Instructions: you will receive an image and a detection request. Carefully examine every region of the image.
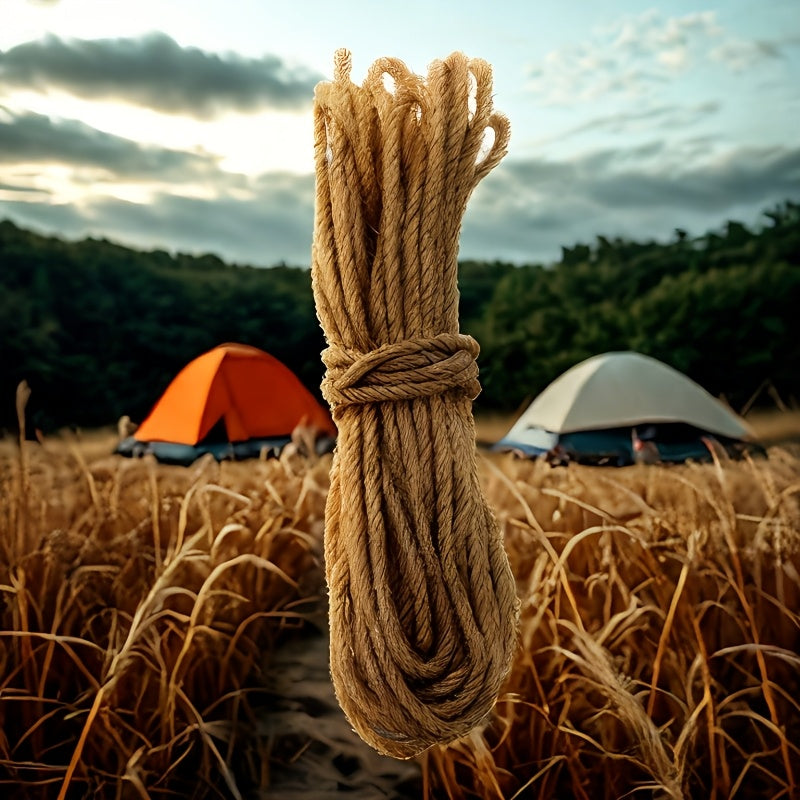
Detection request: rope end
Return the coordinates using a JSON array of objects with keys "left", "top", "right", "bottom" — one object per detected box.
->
[{"left": 333, "top": 48, "right": 353, "bottom": 83}]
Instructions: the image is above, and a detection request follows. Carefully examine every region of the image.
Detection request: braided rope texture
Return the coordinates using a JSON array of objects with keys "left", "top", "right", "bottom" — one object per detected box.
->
[{"left": 310, "top": 49, "right": 520, "bottom": 759}]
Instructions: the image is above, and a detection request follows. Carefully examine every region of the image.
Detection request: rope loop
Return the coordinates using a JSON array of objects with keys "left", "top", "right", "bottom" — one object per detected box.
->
[{"left": 321, "top": 333, "right": 481, "bottom": 409}]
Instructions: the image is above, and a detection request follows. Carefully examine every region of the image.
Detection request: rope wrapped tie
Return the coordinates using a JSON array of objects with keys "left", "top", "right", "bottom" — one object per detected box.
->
[
  {"left": 311, "top": 49, "right": 520, "bottom": 759},
  {"left": 322, "top": 333, "right": 481, "bottom": 407}
]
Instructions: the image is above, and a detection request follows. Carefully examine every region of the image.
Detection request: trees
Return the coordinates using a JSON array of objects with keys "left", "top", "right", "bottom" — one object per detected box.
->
[
  {"left": 473, "top": 202, "right": 800, "bottom": 412},
  {"left": 0, "top": 221, "right": 325, "bottom": 433},
  {"left": 2, "top": 199, "right": 798, "bottom": 432}
]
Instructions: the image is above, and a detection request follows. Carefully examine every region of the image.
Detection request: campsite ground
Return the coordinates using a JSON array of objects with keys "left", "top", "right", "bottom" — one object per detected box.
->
[
  {"left": 474, "top": 407, "right": 800, "bottom": 450},
  {"left": 9, "top": 406, "right": 798, "bottom": 491},
  {"left": 4, "top": 407, "right": 796, "bottom": 460},
  {"left": 1, "top": 410, "right": 799, "bottom": 798}
]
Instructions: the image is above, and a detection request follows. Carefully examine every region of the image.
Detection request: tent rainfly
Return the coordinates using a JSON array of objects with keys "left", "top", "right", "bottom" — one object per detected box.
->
[
  {"left": 116, "top": 343, "right": 336, "bottom": 465},
  {"left": 493, "top": 351, "right": 755, "bottom": 466}
]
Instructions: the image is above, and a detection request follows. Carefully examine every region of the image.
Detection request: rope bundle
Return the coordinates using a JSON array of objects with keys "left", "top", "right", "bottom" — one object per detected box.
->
[{"left": 311, "top": 49, "right": 519, "bottom": 759}]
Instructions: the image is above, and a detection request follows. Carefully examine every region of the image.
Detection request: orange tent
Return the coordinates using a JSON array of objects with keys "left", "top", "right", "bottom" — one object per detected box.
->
[{"left": 119, "top": 343, "right": 335, "bottom": 463}]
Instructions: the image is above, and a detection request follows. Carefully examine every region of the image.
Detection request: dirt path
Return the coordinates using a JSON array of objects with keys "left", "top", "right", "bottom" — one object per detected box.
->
[{"left": 259, "top": 631, "right": 422, "bottom": 798}]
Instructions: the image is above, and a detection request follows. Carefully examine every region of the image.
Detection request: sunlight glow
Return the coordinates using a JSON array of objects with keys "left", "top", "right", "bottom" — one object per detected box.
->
[{"left": 5, "top": 90, "right": 315, "bottom": 177}]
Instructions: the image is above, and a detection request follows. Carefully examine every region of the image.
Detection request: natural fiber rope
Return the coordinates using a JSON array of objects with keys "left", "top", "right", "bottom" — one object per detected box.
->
[{"left": 310, "top": 49, "right": 519, "bottom": 759}]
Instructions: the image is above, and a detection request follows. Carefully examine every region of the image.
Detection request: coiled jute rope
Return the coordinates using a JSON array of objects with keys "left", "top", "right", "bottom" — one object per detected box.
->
[{"left": 311, "top": 49, "right": 519, "bottom": 759}]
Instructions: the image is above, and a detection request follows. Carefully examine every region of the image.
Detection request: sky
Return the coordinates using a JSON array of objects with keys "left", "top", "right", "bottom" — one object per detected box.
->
[{"left": 1, "top": 0, "right": 799, "bottom": 267}]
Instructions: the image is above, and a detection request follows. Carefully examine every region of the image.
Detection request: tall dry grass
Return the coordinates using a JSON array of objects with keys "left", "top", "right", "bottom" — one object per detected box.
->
[
  {"left": 0, "top": 396, "right": 336, "bottom": 797},
  {"left": 422, "top": 447, "right": 800, "bottom": 799},
  {"left": 2, "top": 388, "right": 799, "bottom": 798}
]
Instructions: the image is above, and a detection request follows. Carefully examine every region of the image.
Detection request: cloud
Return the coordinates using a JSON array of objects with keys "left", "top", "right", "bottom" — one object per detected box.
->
[
  {"left": 459, "top": 144, "right": 800, "bottom": 263},
  {"left": 91, "top": 181, "right": 316, "bottom": 266},
  {"left": 2, "top": 141, "right": 797, "bottom": 268},
  {"left": 711, "top": 38, "right": 785, "bottom": 71},
  {"left": 0, "top": 171, "right": 317, "bottom": 266},
  {"left": 0, "top": 180, "right": 49, "bottom": 192},
  {"left": 0, "top": 33, "right": 323, "bottom": 118},
  {"left": 586, "top": 147, "right": 800, "bottom": 210},
  {"left": 0, "top": 109, "right": 223, "bottom": 180},
  {"left": 0, "top": 181, "right": 51, "bottom": 200},
  {"left": 543, "top": 102, "right": 720, "bottom": 144},
  {"left": 526, "top": 10, "right": 790, "bottom": 105}
]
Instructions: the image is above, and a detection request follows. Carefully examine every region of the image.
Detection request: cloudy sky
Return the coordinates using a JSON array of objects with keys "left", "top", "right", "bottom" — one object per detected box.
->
[{"left": 1, "top": 0, "right": 798, "bottom": 267}]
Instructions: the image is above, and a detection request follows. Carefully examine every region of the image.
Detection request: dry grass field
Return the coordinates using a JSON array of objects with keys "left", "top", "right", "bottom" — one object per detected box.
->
[{"left": 1, "top": 407, "right": 799, "bottom": 798}]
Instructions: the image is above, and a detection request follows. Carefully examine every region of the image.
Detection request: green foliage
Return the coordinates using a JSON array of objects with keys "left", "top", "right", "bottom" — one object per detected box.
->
[
  {"left": 1, "top": 200, "right": 798, "bottom": 432},
  {"left": 473, "top": 200, "right": 800, "bottom": 413},
  {"left": 0, "top": 221, "right": 325, "bottom": 433}
]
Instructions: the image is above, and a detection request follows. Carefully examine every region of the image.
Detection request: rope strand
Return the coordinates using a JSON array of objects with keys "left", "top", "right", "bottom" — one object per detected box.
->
[{"left": 311, "top": 49, "right": 519, "bottom": 759}]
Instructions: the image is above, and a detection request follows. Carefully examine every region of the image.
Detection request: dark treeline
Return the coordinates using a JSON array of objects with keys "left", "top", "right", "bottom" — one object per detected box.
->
[{"left": 2, "top": 200, "right": 799, "bottom": 434}]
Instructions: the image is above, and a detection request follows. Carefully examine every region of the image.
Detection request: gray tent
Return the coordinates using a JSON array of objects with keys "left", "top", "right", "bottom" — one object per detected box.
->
[{"left": 493, "top": 351, "right": 755, "bottom": 465}]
